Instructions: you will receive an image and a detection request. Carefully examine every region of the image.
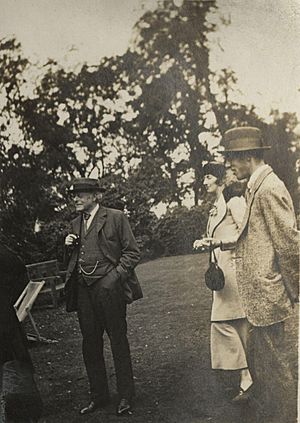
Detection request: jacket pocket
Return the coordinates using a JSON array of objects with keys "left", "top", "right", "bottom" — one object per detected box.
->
[
  {"left": 100, "top": 268, "right": 120, "bottom": 290},
  {"left": 257, "top": 273, "right": 284, "bottom": 300}
]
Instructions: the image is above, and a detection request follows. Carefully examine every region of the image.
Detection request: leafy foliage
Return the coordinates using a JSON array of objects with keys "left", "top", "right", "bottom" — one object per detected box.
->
[
  {"left": 0, "top": 0, "right": 298, "bottom": 262},
  {"left": 154, "top": 205, "right": 210, "bottom": 256}
]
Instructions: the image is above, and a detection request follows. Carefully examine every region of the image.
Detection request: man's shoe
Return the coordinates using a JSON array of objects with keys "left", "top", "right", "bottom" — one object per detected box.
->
[
  {"left": 231, "top": 385, "right": 253, "bottom": 404},
  {"left": 116, "top": 398, "right": 133, "bottom": 416},
  {"left": 79, "top": 399, "right": 109, "bottom": 415}
]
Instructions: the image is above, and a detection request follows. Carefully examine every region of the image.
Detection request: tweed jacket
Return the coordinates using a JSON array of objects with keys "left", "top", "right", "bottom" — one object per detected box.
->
[
  {"left": 208, "top": 194, "right": 246, "bottom": 321},
  {"left": 221, "top": 165, "right": 299, "bottom": 327},
  {"left": 65, "top": 206, "right": 142, "bottom": 311}
]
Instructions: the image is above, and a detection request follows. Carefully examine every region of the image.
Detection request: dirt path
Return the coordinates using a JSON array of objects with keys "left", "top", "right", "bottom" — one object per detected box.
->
[{"left": 29, "top": 254, "right": 298, "bottom": 423}]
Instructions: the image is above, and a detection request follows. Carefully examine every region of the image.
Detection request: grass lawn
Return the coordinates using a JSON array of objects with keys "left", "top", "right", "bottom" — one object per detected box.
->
[{"left": 29, "top": 253, "right": 298, "bottom": 423}]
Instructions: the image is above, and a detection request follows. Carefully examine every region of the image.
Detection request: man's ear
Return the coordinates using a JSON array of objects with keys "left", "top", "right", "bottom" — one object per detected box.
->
[
  {"left": 248, "top": 156, "right": 257, "bottom": 165},
  {"left": 95, "top": 192, "right": 102, "bottom": 202}
]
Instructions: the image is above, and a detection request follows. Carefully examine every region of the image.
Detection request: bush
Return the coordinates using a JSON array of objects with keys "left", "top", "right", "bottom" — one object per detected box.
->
[{"left": 154, "top": 204, "right": 210, "bottom": 256}]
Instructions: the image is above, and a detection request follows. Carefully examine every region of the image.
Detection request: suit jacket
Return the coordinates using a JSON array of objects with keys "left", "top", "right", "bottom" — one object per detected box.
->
[
  {"left": 65, "top": 206, "right": 142, "bottom": 311},
  {"left": 207, "top": 194, "right": 246, "bottom": 321},
  {"left": 222, "top": 165, "right": 299, "bottom": 327}
]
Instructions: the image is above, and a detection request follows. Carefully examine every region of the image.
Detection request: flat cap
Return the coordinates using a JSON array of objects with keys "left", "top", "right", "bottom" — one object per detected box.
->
[
  {"left": 69, "top": 178, "right": 105, "bottom": 193},
  {"left": 222, "top": 126, "right": 270, "bottom": 153}
]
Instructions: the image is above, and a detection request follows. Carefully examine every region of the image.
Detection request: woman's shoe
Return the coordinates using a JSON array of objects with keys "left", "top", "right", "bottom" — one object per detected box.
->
[{"left": 231, "top": 384, "right": 253, "bottom": 404}]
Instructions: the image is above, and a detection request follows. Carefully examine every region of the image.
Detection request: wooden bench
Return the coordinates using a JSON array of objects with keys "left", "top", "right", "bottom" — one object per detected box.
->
[{"left": 26, "top": 260, "right": 65, "bottom": 308}]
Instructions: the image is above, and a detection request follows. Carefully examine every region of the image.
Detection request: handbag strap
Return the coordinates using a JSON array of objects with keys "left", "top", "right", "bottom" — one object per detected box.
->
[{"left": 209, "top": 242, "right": 218, "bottom": 265}]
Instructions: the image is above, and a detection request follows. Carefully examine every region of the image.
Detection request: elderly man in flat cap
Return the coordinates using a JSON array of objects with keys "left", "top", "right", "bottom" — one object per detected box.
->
[
  {"left": 197, "top": 127, "right": 299, "bottom": 421},
  {"left": 64, "top": 178, "right": 142, "bottom": 416}
]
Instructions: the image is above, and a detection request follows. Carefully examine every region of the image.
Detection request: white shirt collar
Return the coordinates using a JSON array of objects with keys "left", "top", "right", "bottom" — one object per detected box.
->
[
  {"left": 247, "top": 164, "right": 269, "bottom": 191},
  {"left": 86, "top": 203, "right": 99, "bottom": 228}
]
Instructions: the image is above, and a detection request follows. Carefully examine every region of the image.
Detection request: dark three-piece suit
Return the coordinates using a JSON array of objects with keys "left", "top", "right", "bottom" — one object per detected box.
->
[{"left": 65, "top": 206, "right": 142, "bottom": 403}]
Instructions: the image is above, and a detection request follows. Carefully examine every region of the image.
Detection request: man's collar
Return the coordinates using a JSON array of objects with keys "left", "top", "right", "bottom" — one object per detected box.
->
[
  {"left": 247, "top": 164, "right": 269, "bottom": 191},
  {"left": 88, "top": 203, "right": 99, "bottom": 221}
]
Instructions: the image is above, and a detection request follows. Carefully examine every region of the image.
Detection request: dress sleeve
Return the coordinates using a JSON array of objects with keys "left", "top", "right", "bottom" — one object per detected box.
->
[
  {"left": 227, "top": 196, "right": 247, "bottom": 229},
  {"left": 218, "top": 196, "right": 246, "bottom": 250}
]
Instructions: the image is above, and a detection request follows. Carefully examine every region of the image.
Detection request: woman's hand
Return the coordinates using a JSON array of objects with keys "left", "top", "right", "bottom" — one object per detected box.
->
[
  {"left": 193, "top": 237, "right": 221, "bottom": 250},
  {"left": 193, "top": 238, "right": 211, "bottom": 251},
  {"left": 193, "top": 239, "right": 204, "bottom": 250}
]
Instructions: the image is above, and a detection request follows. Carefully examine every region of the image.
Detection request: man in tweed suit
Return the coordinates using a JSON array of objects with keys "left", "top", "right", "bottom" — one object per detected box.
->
[{"left": 199, "top": 127, "right": 299, "bottom": 421}]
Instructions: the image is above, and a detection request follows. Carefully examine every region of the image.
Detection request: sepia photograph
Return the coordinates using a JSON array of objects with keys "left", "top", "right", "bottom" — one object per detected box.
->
[{"left": 0, "top": 1, "right": 299, "bottom": 422}]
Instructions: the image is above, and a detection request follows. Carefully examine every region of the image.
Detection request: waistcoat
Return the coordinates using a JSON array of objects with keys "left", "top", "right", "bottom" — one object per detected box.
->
[{"left": 78, "top": 220, "right": 114, "bottom": 285}]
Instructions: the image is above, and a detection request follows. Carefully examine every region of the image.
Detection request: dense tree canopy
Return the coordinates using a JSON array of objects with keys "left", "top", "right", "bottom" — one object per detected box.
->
[{"left": 0, "top": 0, "right": 298, "bottom": 262}]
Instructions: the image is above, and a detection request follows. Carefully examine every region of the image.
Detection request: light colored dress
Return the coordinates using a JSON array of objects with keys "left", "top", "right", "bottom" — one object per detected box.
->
[{"left": 207, "top": 194, "right": 248, "bottom": 370}]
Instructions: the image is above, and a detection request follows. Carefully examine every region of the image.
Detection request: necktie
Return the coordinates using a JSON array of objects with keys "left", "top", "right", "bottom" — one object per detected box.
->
[{"left": 83, "top": 212, "right": 90, "bottom": 234}]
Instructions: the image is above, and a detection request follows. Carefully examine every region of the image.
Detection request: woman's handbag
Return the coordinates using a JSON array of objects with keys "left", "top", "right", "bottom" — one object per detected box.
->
[
  {"left": 1, "top": 360, "right": 43, "bottom": 420},
  {"left": 204, "top": 245, "right": 225, "bottom": 291}
]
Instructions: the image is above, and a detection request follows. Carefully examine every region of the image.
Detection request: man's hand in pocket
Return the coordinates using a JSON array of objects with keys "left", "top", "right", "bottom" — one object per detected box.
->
[{"left": 101, "top": 268, "right": 120, "bottom": 290}]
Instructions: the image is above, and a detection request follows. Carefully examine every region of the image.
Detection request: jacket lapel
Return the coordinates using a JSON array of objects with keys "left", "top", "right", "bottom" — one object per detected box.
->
[
  {"left": 207, "top": 194, "right": 227, "bottom": 237},
  {"left": 239, "top": 165, "right": 273, "bottom": 236},
  {"left": 72, "top": 215, "right": 82, "bottom": 236},
  {"left": 85, "top": 206, "right": 107, "bottom": 237}
]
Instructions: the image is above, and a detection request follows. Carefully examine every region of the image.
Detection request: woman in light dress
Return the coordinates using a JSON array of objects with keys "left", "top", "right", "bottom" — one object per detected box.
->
[{"left": 194, "top": 162, "right": 253, "bottom": 402}]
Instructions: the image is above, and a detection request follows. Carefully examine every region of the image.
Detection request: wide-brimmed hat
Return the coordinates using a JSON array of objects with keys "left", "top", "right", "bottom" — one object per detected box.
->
[
  {"left": 69, "top": 178, "right": 105, "bottom": 193},
  {"left": 221, "top": 127, "right": 271, "bottom": 154},
  {"left": 203, "top": 161, "right": 226, "bottom": 180}
]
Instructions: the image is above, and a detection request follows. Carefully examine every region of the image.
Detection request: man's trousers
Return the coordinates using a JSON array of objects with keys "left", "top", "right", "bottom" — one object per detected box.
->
[
  {"left": 77, "top": 275, "right": 135, "bottom": 402},
  {"left": 248, "top": 321, "right": 297, "bottom": 423}
]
